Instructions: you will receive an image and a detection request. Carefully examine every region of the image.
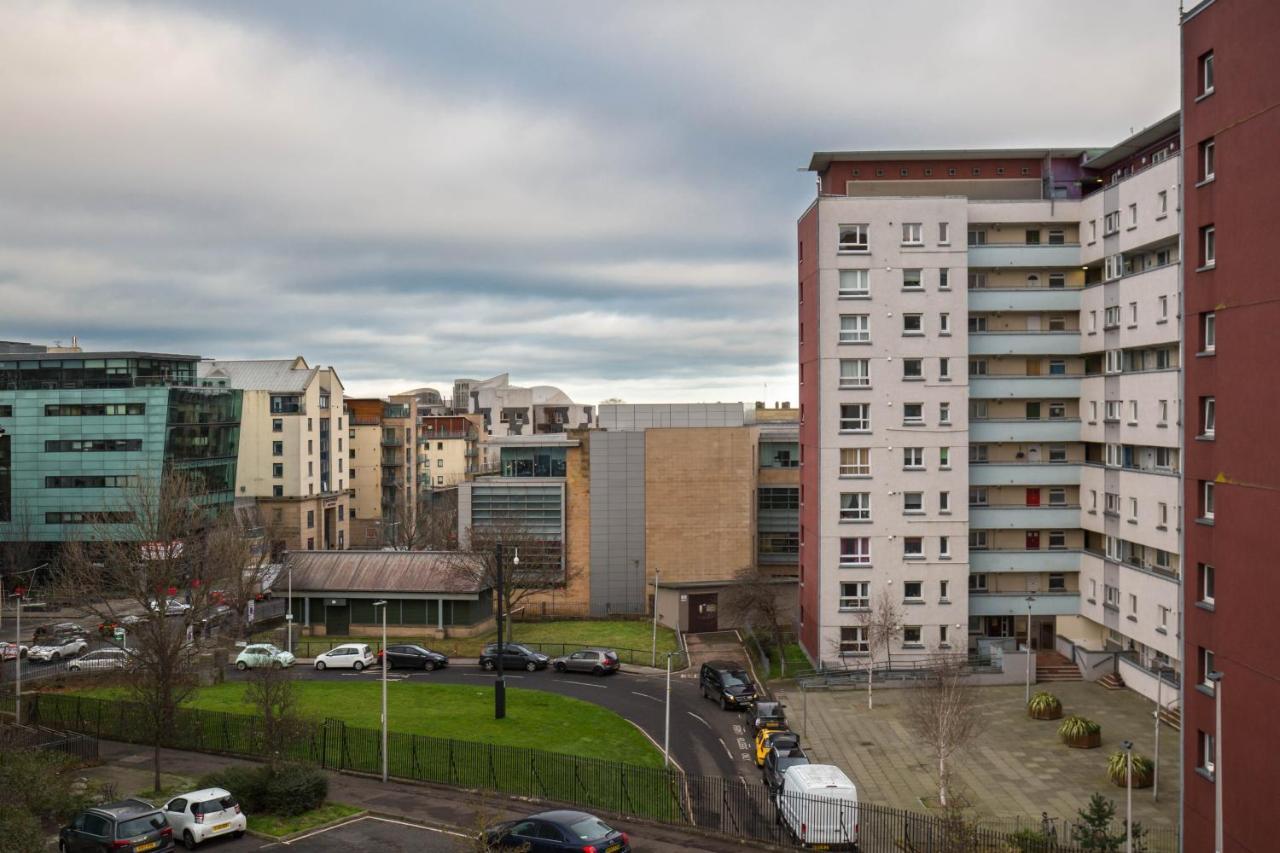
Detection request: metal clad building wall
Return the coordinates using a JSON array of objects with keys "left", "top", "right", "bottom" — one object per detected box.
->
[
  {"left": 597, "top": 403, "right": 744, "bottom": 431},
  {"left": 589, "top": 430, "right": 646, "bottom": 615}
]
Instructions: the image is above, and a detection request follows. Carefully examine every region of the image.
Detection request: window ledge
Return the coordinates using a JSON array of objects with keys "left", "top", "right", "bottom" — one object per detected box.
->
[
  {"left": 938, "top": 510, "right": 952, "bottom": 516},
  {"left": 938, "top": 555, "right": 952, "bottom": 561},
  {"left": 1127, "top": 324, "right": 1138, "bottom": 330},
  {"left": 902, "top": 643, "right": 926, "bottom": 650},
  {"left": 901, "top": 242, "right": 924, "bottom": 248},
  {"left": 903, "top": 599, "right": 926, "bottom": 605},
  {"left": 903, "top": 421, "right": 925, "bottom": 427},
  {"left": 1195, "top": 683, "right": 1216, "bottom": 699},
  {"left": 1196, "top": 434, "right": 1215, "bottom": 442},
  {"left": 903, "top": 556, "right": 926, "bottom": 561},
  {"left": 1195, "top": 518, "right": 1215, "bottom": 527},
  {"left": 901, "top": 288, "right": 925, "bottom": 294},
  {"left": 1197, "top": 87, "right": 1215, "bottom": 102},
  {"left": 1126, "top": 225, "right": 1138, "bottom": 232},
  {"left": 1155, "top": 626, "right": 1168, "bottom": 635},
  {"left": 1087, "top": 597, "right": 1097, "bottom": 605},
  {"left": 938, "top": 242, "right": 951, "bottom": 247},
  {"left": 1196, "top": 263, "right": 1216, "bottom": 273},
  {"left": 1195, "top": 767, "right": 1216, "bottom": 784},
  {"left": 839, "top": 564, "right": 872, "bottom": 571},
  {"left": 839, "top": 474, "right": 873, "bottom": 480},
  {"left": 838, "top": 430, "right": 873, "bottom": 435},
  {"left": 903, "top": 376, "right": 925, "bottom": 382},
  {"left": 838, "top": 294, "right": 872, "bottom": 300},
  {"left": 902, "top": 331, "right": 925, "bottom": 337},
  {"left": 1196, "top": 349, "right": 1216, "bottom": 358},
  {"left": 1127, "top": 518, "right": 1138, "bottom": 525},
  {"left": 939, "top": 331, "right": 952, "bottom": 337},
  {"left": 1156, "top": 318, "right": 1169, "bottom": 325},
  {"left": 940, "top": 465, "right": 952, "bottom": 471},
  {"left": 837, "top": 249, "right": 871, "bottom": 255},
  {"left": 1126, "top": 614, "right": 1138, "bottom": 622},
  {"left": 840, "top": 519, "right": 873, "bottom": 525},
  {"left": 1155, "top": 214, "right": 1168, "bottom": 221},
  {"left": 1103, "top": 603, "right": 1120, "bottom": 612},
  {"left": 1156, "top": 524, "right": 1167, "bottom": 531},
  {"left": 839, "top": 340, "right": 873, "bottom": 346},
  {"left": 1157, "top": 422, "right": 1169, "bottom": 428},
  {"left": 1195, "top": 176, "right": 1216, "bottom": 188},
  {"left": 1195, "top": 600, "right": 1216, "bottom": 613}
]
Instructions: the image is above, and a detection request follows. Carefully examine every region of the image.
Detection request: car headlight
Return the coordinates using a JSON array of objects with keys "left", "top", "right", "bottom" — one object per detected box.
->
[{"left": 724, "top": 692, "right": 735, "bottom": 701}]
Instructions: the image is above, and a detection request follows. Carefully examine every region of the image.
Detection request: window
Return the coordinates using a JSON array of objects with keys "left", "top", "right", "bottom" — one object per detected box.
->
[
  {"left": 968, "top": 272, "right": 987, "bottom": 289},
  {"left": 1105, "top": 584, "right": 1120, "bottom": 608},
  {"left": 1158, "top": 400, "right": 1169, "bottom": 425},
  {"left": 1159, "top": 295, "right": 1168, "bottom": 321},
  {"left": 1128, "top": 203, "right": 1138, "bottom": 227},
  {"left": 939, "top": 402, "right": 951, "bottom": 424},
  {"left": 1026, "top": 401, "right": 1042, "bottom": 421},
  {"left": 903, "top": 268, "right": 923, "bottom": 289},
  {"left": 939, "top": 268, "right": 950, "bottom": 289},
  {"left": 969, "top": 359, "right": 988, "bottom": 377},
  {"left": 1158, "top": 502, "right": 1169, "bottom": 529},
  {"left": 903, "top": 358, "right": 923, "bottom": 380},
  {"left": 1104, "top": 253, "right": 1123, "bottom": 280},
  {"left": 272, "top": 485, "right": 284, "bottom": 497},
  {"left": 939, "top": 491, "right": 950, "bottom": 513},
  {"left": 1046, "top": 573, "right": 1066, "bottom": 592},
  {"left": 903, "top": 403, "right": 923, "bottom": 424},
  {"left": 1200, "top": 647, "right": 1216, "bottom": 689},
  {"left": 1104, "top": 211, "right": 1120, "bottom": 235},
  {"left": 1200, "top": 50, "right": 1214, "bottom": 96},
  {"left": 968, "top": 229, "right": 988, "bottom": 245},
  {"left": 306, "top": 510, "right": 315, "bottom": 529},
  {"left": 1089, "top": 220, "right": 1097, "bottom": 241},
  {"left": 1201, "top": 225, "right": 1216, "bottom": 267},
  {"left": 42, "top": 439, "right": 143, "bottom": 453},
  {"left": 939, "top": 536, "right": 950, "bottom": 559},
  {"left": 1201, "top": 138, "right": 1215, "bottom": 181},
  {"left": 939, "top": 223, "right": 950, "bottom": 244},
  {"left": 939, "top": 447, "right": 950, "bottom": 468},
  {"left": 903, "top": 447, "right": 924, "bottom": 469},
  {"left": 272, "top": 463, "right": 283, "bottom": 478},
  {"left": 1049, "top": 444, "right": 1067, "bottom": 463},
  {"left": 839, "top": 269, "right": 869, "bottom": 298},
  {"left": 968, "top": 444, "right": 988, "bottom": 464},
  {"left": 903, "top": 314, "right": 923, "bottom": 334},
  {"left": 839, "top": 224, "right": 869, "bottom": 252},
  {"left": 1048, "top": 359, "right": 1066, "bottom": 376},
  {"left": 903, "top": 538, "right": 924, "bottom": 559},
  {"left": 272, "top": 441, "right": 284, "bottom": 456},
  {"left": 1047, "top": 314, "right": 1066, "bottom": 332},
  {"left": 1202, "top": 397, "right": 1216, "bottom": 436},
  {"left": 903, "top": 626, "right": 922, "bottom": 646},
  {"left": 1105, "top": 492, "right": 1120, "bottom": 515},
  {"left": 1199, "top": 563, "right": 1215, "bottom": 605},
  {"left": 840, "top": 537, "right": 871, "bottom": 567},
  {"left": 969, "top": 316, "right": 987, "bottom": 333},
  {"left": 43, "top": 403, "right": 146, "bottom": 416},
  {"left": 903, "top": 580, "right": 923, "bottom": 600},
  {"left": 1200, "top": 730, "right": 1216, "bottom": 777},
  {"left": 939, "top": 312, "right": 950, "bottom": 334},
  {"left": 969, "top": 487, "right": 988, "bottom": 506},
  {"left": 1104, "top": 306, "right": 1120, "bottom": 329},
  {"left": 840, "top": 314, "right": 870, "bottom": 343},
  {"left": 1129, "top": 400, "right": 1138, "bottom": 423},
  {"left": 840, "top": 626, "right": 869, "bottom": 654},
  {"left": 1203, "top": 313, "right": 1216, "bottom": 352},
  {"left": 840, "top": 447, "right": 871, "bottom": 476},
  {"left": 1049, "top": 488, "right": 1067, "bottom": 507},
  {"left": 903, "top": 492, "right": 924, "bottom": 514},
  {"left": 1105, "top": 350, "right": 1122, "bottom": 375},
  {"left": 902, "top": 223, "right": 923, "bottom": 245},
  {"left": 839, "top": 359, "right": 870, "bottom": 388},
  {"left": 1049, "top": 229, "right": 1066, "bottom": 245},
  {"left": 840, "top": 492, "right": 870, "bottom": 521},
  {"left": 1048, "top": 402, "right": 1066, "bottom": 420},
  {"left": 1158, "top": 190, "right": 1168, "bottom": 216},
  {"left": 1157, "top": 605, "right": 1170, "bottom": 630},
  {"left": 1128, "top": 497, "right": 1139, "bottom": 521},
  {"left": 840, "top": 403, "right": 870, "bottom": 431},
  {"left": 840, "top": 581, "right": 870, "bottom": 610},
  {"left": 1048, "top": 530, "right": 1067, "bottom": 550},
  {"left": 1089, "top": 401, "right": 1098, "bottom": 422},
  {"left": 1202, "top": 481, "right": 1215, "bottom": 520},
  {"left": 1088, "top": 311, "right": 1097, "bottom": 333},
  {"left": 969, "top": 573, "right": 988, "bottom": 591},
  {"left": 1129, "top": 302, "right": 1138, "bottom": 325}
]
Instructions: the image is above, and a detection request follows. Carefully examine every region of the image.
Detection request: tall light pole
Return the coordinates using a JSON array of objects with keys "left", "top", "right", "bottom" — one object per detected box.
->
[
  {"left": 373, "top": 599, "right": 388, "bottom": 783},
  {"left": 493, "top": 544, "right": 509, "bottom": 720},
  {"left": 651, "top": 567, "right": 661, "bottom": 668},
  {"left": 1208, "top": 670, "right": 1224, "bottom": 853},
  {"left": 12, "top": 590, "right": 22, "bottom": 726},
  {"left": 1120, "top": 739, "right": 1134, "bottom": 853},
  {"left": 1153, "top": 665, "right": 1172, "bottom": 802},
  {"left": 285, "top": 562, "right": 294, "bottom": 655},
  {"left": 663, "top": 651, "right": 672, "bottom": 767},
  {"left": 1024, "top": 594, "right": 1036, "bottom": 704}
]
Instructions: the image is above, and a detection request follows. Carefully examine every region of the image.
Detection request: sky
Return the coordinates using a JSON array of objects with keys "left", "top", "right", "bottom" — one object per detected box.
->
[{"left": 0, "top": 1, "right": 1180, "bottom": 404}]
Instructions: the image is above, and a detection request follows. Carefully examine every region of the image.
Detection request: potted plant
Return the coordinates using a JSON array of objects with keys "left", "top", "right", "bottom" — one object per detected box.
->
[
  {"left": 1027, "top": 691, "right": 1063, "bottom": 720},
  {"left": 1107, "top": 751, "right": 1154, "bottom": 788},
  {"left": 1058, "top": 715, "right": 1102, "bottom": 748}
]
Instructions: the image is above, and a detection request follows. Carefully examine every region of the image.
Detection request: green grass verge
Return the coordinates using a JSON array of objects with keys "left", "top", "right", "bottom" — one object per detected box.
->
[
  {"left": 766, "top": 643, "right": 811, "bottom": 681},
  {"left": 247, "top": 802, "right": 362, "bottom": 838},
  {"left": 76, "top": 680, "right": 663, "bottom": 768}
]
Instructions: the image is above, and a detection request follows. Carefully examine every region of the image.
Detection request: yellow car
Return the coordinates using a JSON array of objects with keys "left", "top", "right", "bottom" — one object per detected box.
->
[{"left": 755, "top": 728, "right": 800, "bottom": 767}]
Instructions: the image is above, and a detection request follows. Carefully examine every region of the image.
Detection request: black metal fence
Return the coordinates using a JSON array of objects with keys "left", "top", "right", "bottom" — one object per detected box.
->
[
  {"left": 23, "top": 693, "right": 1176, "bottom": 852},
  {"left": 0, "top": 721, "right": 99, "bottom": 763}
]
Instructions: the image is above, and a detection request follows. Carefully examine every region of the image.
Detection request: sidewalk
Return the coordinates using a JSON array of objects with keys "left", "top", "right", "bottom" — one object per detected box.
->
[{"left": 87, "top": 740, "right": 776, "bottom": 852}]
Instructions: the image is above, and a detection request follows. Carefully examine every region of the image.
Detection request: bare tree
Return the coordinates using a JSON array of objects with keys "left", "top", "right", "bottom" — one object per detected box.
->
[
  {"left": 856, "top": 592, "right": 904, "bottom": 710},
  {"left": 57, "top": 469, "right": 248, "bottom": 791},
  {"left": 721, "top": 564, "right": 790, "bottom": 675},
  {"left": 243, "top": 664, "right": 304, "bottom": 767},
  {"left": 198, "top": 505, "right": 283, "bottom": 646},
  {"left": 905, "top": 653, "right": 982, "bottom": 809},
  {"left": 386, "top": 489, "right": 458, "bottom": 551}
]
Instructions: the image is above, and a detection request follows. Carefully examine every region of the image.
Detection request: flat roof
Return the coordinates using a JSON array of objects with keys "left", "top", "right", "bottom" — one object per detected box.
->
[
  {"left": 807, "top": 147, "right": 1101, "bottom": 173},
  {"left": 0, "top": 351, "right": 200, "bottom": 361},
  {"left": 1081, "top": 111, "right": 1181, "bottom": 171},
  {"left": 285, "top": 549, "right": 490, "bottom": 595}
]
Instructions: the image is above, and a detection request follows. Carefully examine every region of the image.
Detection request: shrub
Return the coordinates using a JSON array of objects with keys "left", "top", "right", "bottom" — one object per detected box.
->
[
  {"left": 1106, "top": 751, "right": 1155, "bottom": 788},
  {"left": 1008, "top": 828, "right": 1055, "bottom": 852},
  {"left": 1058, "top": 715, "right": 1102, "bottom": 748},
  {"left": 1027, "top": 691, "right": 1063, "bottom": 720},
  {"left": 197, "top": 765, "right": 270, "bottom": 813},
  {"left": 260, "top": 763, "right": 328, "bottom": 817}
]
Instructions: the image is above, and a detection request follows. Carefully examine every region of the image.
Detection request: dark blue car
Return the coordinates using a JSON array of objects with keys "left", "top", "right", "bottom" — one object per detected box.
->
[{"left": 483, "top": 809, "right": 630, "bottom": 852}]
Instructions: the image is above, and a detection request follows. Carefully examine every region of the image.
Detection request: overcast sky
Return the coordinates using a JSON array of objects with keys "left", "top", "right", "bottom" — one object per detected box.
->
[{"left": 1, "top": 1, "right": 1180, "bottom": 404}]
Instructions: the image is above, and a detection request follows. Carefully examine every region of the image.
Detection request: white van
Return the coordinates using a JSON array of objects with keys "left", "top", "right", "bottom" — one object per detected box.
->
[{"left": 776, "top": 763, "right": 858, "bottom": 850}]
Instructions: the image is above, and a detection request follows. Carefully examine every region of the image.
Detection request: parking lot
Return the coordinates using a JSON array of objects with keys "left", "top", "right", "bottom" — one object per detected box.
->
[{"left": 192, "top": 815, "right": 467, "bottom": 851}]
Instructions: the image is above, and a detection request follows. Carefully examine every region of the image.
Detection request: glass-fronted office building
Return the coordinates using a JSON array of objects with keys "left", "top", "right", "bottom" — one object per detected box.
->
[{"left": 0, "top": 350, "right": 242, "bottom": 542}]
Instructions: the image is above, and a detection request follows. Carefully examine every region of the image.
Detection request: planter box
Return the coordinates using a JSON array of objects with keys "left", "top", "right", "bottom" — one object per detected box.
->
[
  {"left": 1112, "top": 772, "right": 1153, "bottom": 789},
  {"left": 1029, "top": 706, "right": 1063, "bottom": 720},
  {"left": 1064, "top": 731, "right": 1102, "bottom": 749}
]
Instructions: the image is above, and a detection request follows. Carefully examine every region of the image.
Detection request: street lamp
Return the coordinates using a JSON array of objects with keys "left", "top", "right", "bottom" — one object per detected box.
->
[
  {"left": 372, "top": 600, "right": 388, "bottom": 783},
  {"left": 662, "top": 650, "right": 678, "bottom": 768},
  {"left": 493, "top": 545, "right": 515, "bottom": 721},
  {"left": 10, "top": 589, "right": 23, "bottom": 726},
  {"left": 1153, "top": 665, "right": 1174, "bottom": 802},
  {"left": 285, "top": 562, "right": 294, "bottom": 655},
  {"left": 650, "top": 567, "right": 660, "bottom": 668},
  {"left": 1208, "top": 670, "right": 1224, "bottom": 853},
  {"left": 1024, "top": 594, "right": 1037, "bottom": 704},
  {"left": 1120, "top": 739, "right": 1134, "bottom": 853}
]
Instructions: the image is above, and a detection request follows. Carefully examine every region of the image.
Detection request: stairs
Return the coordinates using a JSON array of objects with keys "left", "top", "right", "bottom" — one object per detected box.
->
[
  {"left": 1035, "top": 651, "right": 1083, "bottom": 683},
  {"left": 1098, "top": 672, "right": 1126, "bottom": 690},
  {"left": 1158, "top": 705, "right": 1182, "bottom": 730}
]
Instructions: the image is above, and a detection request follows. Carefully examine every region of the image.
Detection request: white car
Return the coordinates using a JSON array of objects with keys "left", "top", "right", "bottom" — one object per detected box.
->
[
  {"left": 163, "top": 787, "right": 247, "bottom": 849},
  {"left": 149, "top": 597, "right": 192, "bottom": 616},
  {"left": 68, "top": 647, "right": 131, "bottom": 672},
  {"left": 0, "top": 641, "right": 27, "bottom": 661},
  {"left": 28, "top": 636, "right": 89, "bottom": 662},
  {"left": 234, "top": 644, "right": 295, "bottom": 670},
  {"left": 314, "top": 643, "right": 376, "bottom": 671}
]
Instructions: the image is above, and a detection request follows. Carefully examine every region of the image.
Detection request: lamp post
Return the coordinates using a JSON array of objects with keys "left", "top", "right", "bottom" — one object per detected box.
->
[
  {"left": 1120, "top": 739, "right": 1134, "bottom": 853},
  {"left": 663, "top": 651, "right": 673, "bottom": 767},
  {"left": 1208, "top": 670, "right": 1224, "bottom": 853},
  {"left": 12, "top": 590, "right": 22, "bottom": 726},
  {"left": 285, "top": 562, "right": 294, "bottom": 655},
  {"left": 1153, "top": 665, "right": 1172, "bottom": 802},
  {"left": 373, "top": 599, "right": 388, "bottom": 783},
  {"left": 651, "top": 567, "right": 660, "bottom": 668},
  {"left": 493, "top": 544, "right": 509, "bottom": 720},
  {"left": 1024, "top": 595, "right": 1036, "bottom": 704}
]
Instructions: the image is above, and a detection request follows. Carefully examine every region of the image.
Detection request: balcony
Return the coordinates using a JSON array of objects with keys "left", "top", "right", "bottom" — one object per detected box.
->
[
  {"left": 969, "top": 505, "right": 1080, "bottom": 529},
  {"left": 968, "top": 375, "right": 1082, "bottom": 399},
  {"left": 969, "top": 419, "right": 1081, "bottom": 443},
  {"left": 969, "top": 591, "right": 1081, "bottom": 616},
  {"left": 968, "top": 332, "right": 1080, "bottom": 357},
  {"left": 381, "top": 435, "right": 404, "bottom": 447},
  {"left": 968, "top": 462, "right": 1082, "bottom": 487},
  {"left": 970, "top": 549, "right": 1084, "bottom": 573},
  {"left": 968, "top": 243, "right": 1081, "bottom": 269},
  {"left": 968, "top": 289, "right": 1081, "bottom": 313}
]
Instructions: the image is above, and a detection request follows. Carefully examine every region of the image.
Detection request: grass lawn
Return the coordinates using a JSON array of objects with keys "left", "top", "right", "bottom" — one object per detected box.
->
[
  {"left": 766, "top": 643, "right": 811, "bottom": 681},
  {"left": 77, "top": 680, "right": 663, "bottom": 768},
  {"left": 248, "top": 802, "right": 362, "bottom": 838}
]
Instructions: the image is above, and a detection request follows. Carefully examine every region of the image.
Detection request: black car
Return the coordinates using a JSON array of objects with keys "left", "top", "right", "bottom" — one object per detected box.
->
[
  {"left": 380, "top": 643, "right": 449, "bottom": 671},
  {"left": 762, "top": 745, "right": 810, "bottom": 796},
  {"left": 34, "top": 622, "right": 89, "bottom": 644},
  {"left": 479, "top": 643, "right": 549, "bottom": 672},
  {"left": 483, "top": 809, "right": 630, "bottom": 853},
  {"left": 751, "top": 699, "right": 787, "bottom": 734},
  {"left": 60, "top": 798, "right": 174, "bottom": 852},
  {"left": 700, "top": 661, "right": 757, "bottom": 710}
]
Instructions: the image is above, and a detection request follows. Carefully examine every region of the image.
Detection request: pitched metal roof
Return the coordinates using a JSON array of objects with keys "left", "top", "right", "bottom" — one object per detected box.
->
[
  {"left": 198, "top": 357, "right": 316, "bottom": 392},
  {"left": 284, "top": 550, "right": 489, "bottom": 595}
]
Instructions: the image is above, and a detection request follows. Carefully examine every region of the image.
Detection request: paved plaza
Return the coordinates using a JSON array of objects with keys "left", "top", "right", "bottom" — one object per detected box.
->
[{"left": 775, "top": 680, "right": 1180, "bottom": 830}]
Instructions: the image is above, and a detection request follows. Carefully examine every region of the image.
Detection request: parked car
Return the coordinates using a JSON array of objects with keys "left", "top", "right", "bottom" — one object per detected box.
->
[
  {"left": 59, "top": 798, "right": 174, "bottom": 853},
  {"left": 33, "top": 622, "right": 89, "bottom": 643},
  {"left": 379, "top": 644, "right": 448, "bottom": 671},
  {"left": 149, "top": 598, "right": 192, "bottom": 617},
  {"left": 28, "top": 635, "right": 89, "bottom": 662},
  {"left": 755, "top": 728, "right": 799, "bottom": 767},
  {"left": 483, "top": 809, "right": 630, "bottom": 853},
  {"left": 0, "top": 641, "right": 28, "bottom": 661},
  {"left": 314, "top": 643, "right": 376, "bottom": 671},
  {"left": 699, "top": 661, "right": 757, "bottom": 710},
  {"left": 479, "top": 643, "right": 549, "bottom": 672},
  {"left": 68, "top": 647, "right": 132, "bottom": 672},
  {"left": 551, "top": 648, "right": 620, "bottom": 676},
  {"left": 162, "top": 787, "right": 246, "bottom": 849},
  {"left": 776, "top": 764, "right": 858, "bottom": 850},
  {"left": 751, "top": 700, "right": 787, "bottom": 734},
  {"left": 762, "top": 745, "right": 810, "bottom": 796},
  {"left": 234, "top": 644, "right": 295, "bottom": 670}
]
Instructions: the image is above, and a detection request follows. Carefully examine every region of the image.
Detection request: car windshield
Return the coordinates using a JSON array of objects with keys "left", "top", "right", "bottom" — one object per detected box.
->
[
  {"left": 721, "top": 670, "right": 751, "bottom": 687},
  {"left": 566, "top": 817, "right": 614, "bottom": 840},
  {"left": 117, "top": 813, "right": 165, "bottom": 837},
  {"left": 194, "top": 796, "right": 237, "bottom": 814},
  {"left": 405, "top": 646, "right": 429, "bottom": 654}
]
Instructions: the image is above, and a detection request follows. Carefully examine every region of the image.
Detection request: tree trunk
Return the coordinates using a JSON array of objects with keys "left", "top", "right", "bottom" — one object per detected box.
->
[
  {"left": 938, "top": 754, "right": 947, "bottom": 807},
  {"left": 153, "top": 737, "right": 162, "bottom": 794},
  {"left": 867, "top": 662, "right": 874, "bottom": 710}
]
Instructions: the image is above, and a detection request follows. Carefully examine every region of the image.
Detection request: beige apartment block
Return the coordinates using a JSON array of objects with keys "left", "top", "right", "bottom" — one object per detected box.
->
[
  {"left": 345, "top": 395, "right": 419, "bottom": 547},
  {"left": 418, "top": 414, "right": 485, "bottom": 490}
]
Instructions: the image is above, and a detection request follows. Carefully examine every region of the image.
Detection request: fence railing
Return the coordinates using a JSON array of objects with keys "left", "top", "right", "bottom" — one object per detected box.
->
[
  {"left": 0, "top": 721, "right": 99, "bottom": 763},
  {"left": 23, "top": 693, "right": 1177, "bottom": 852},
  {"left": 794, "top": 654, "right": 1000, "bottom": 688}
]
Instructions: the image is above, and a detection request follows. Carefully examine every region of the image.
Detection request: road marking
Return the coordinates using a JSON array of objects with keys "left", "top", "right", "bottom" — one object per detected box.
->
[
  {"left": 687, "top": 711, "right": 711, "bottom": 729},
  {"left": 732, "top": 724, "right": 744, "bottom": 735},
  {"left": 563, "top": 679, "right": 607, "bottom": 689},
  {"left": 283, "top": 815, "right": 467, "bottom": 845},
  {"left": 717, "top": 737, "right": 735, "bottom": 760},
  {"left": 630, "top": 691, "right": 662, "bottom": 703},
  {"left": 461, "top": 672, "right": 524, "bottom": 679},
  {"left": 737, "top": 737, "right": 750, "bottom": 751}
]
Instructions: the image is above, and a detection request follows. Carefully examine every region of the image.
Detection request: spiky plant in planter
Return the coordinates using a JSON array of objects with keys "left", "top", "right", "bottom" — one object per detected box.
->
[
  {"left": 1107, "top": 751, "right": 1155, "bottom": 788},
  {"left": 1058, "top": 715, "right": 1102, "bottom": 748},
  {"left": 1027, "top": 691, "right": 1063, "bottom": 720}
]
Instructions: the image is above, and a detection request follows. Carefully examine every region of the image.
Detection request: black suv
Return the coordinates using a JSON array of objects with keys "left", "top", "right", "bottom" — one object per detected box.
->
[
  {"left": 762, "top": 745, "right": 810, "bottom": 797},
  {"left": 479, "top": 643, "right": 550, "bottom": 672},
  {"left": 700, "top": 661, "right": 757, "bottom": 710},
  {"left": 60, "top": 798, "right": 174, "bottom": 852}
]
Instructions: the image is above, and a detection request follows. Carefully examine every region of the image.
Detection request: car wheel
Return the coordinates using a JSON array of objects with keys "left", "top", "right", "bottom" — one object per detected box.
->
[
  {"left": 720, "top": 696, "right": 729, "bottom": 711},
  {"left": 184, "top": 828, "right": 198, "bottom": 850},
  {"left": 236, "top": 661, "right": 248, "bottom": 671},
  {"left": 59, "top": 842, "right": 69, "bottom": 853},
  {"left": 525, "top": 660, "right": 537, "bottom": 672},
  {"left": 272, "top": 660, "right": 282, "bottom": 669},
  {"left": 481, "top": 659, "right": 495, "bottom": 671},
  {"left": 315, "top": 661, "right": 326, "bottom": 671},
  {"left": 592, "top": 665, "right": 605, "bottom": 676},
  {"left": 353, "top": 661, "right": 364, "bottom": 672},
  {"left": 423, "top": 660, "right": 436, "bottom": 672},
  {"left": 233, "top": 830, "right": 244, "bottom": 839},
  {"left": 52, "top": 651, "right": 61, "bottom": 661},
  {"left": 554, "top": 662, "right": 566, "bottom": 672}
]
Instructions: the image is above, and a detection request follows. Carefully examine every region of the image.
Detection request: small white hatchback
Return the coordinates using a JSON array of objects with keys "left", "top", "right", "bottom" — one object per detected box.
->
[
  {"left": 163, "top": 787, "right": 246, "bottom": 849},
  {"left": 314, "top": 643, "right": 376, "bottom": 671}
]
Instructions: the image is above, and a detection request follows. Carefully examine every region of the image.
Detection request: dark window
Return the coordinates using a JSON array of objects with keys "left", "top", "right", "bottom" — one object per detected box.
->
[
  {"left": 45, "top": 511, "right": 134, "bottom": 524},
  {"left": 44, "top": 475, "right": 136, "bottom": 488},
  {"left": 44, "top": 439, "right": 142, "bottom": 452},
  {"left": 306, "top": 510, "right": 315, "bottom": 529},
  {"left": 0, "top": 405, "right": 12, "bottom": 417},
  {"left": 44, "top": 403, "right": 145, "bottom": 416},
  {"left": 758, "top": 487, "right": 799, "bottom": 511}
]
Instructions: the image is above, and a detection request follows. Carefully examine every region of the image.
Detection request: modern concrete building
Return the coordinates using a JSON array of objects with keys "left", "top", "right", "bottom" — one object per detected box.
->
[
  {"left": 453, "top": 374, "right": 593, "bottom": 447},
  {"left": 198, "top": 357, "right": 347, "bottom": 553},
  {"left": 799, "top": 120, "right": 1183, "bottom": 696},
  {"left": 0, "top": 343, "right": 241, "bottom": 544},
  {"left": 345, "top": 396, "right": 419, "bottom": 546},
  {"left": 1180, "top": 2, "right": 1280, "bottom": 850}
]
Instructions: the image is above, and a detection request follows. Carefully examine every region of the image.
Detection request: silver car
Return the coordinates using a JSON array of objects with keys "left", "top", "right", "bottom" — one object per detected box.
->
[
  {"left": 551, "top": 648, "right": 621, "bottom": 675},
  {"left": 68, "top": 647, "right": 132, "bottom": 672}
]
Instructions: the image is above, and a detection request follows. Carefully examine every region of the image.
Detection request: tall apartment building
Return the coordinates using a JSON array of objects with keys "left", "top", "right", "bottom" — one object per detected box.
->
[
  {"left": 418, "top": 414, "right": 485, "bottom": 489},
  {"left": 345, "top": 396, "right": 419, "bottom": 547},
  {"left": 198, "top": 357, "right": 347, "bottom": 553},
  {"left": 798, "top": 122, "right": 1183, "bottom": 697},
  {"left": 1180, "top": 1, "right": 1280, "bottom": 850}
]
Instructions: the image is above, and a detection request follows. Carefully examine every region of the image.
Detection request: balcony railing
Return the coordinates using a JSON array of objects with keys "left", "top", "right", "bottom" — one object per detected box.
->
[{"left": 381, "top": 435, "right": 404, "bottom": 446}]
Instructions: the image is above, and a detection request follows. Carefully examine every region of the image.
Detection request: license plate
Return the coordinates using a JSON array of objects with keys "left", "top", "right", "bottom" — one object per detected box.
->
[
  {"left": 135, "top": 842, "right": 159, "bottom": 852},
  {"left": 606, "top": 845, "right": 622, "bottom": 853},
  {"left": 812, "top": 846, "right": 830, "bottom": 851},
  {"left": 213, "top": 822, "right": 231, "bottom": 831}
]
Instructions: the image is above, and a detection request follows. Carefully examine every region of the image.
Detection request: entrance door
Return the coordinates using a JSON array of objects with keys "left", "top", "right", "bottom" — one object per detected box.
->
[
  {"left": 1040, "top": 620, "right": 1056, "bottom": 650},
  {"left": 687, "top": 594, "right": 719, "bottom": 633},
  {"left": 1025, "top": 530, "right": 1041, "bottom": 550},
  {"left": 1026, "top": 488, "right": 1041, "bottom": 507},
  {"left": 325, "top": 603, "right": 350, "bottom": 636}
]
